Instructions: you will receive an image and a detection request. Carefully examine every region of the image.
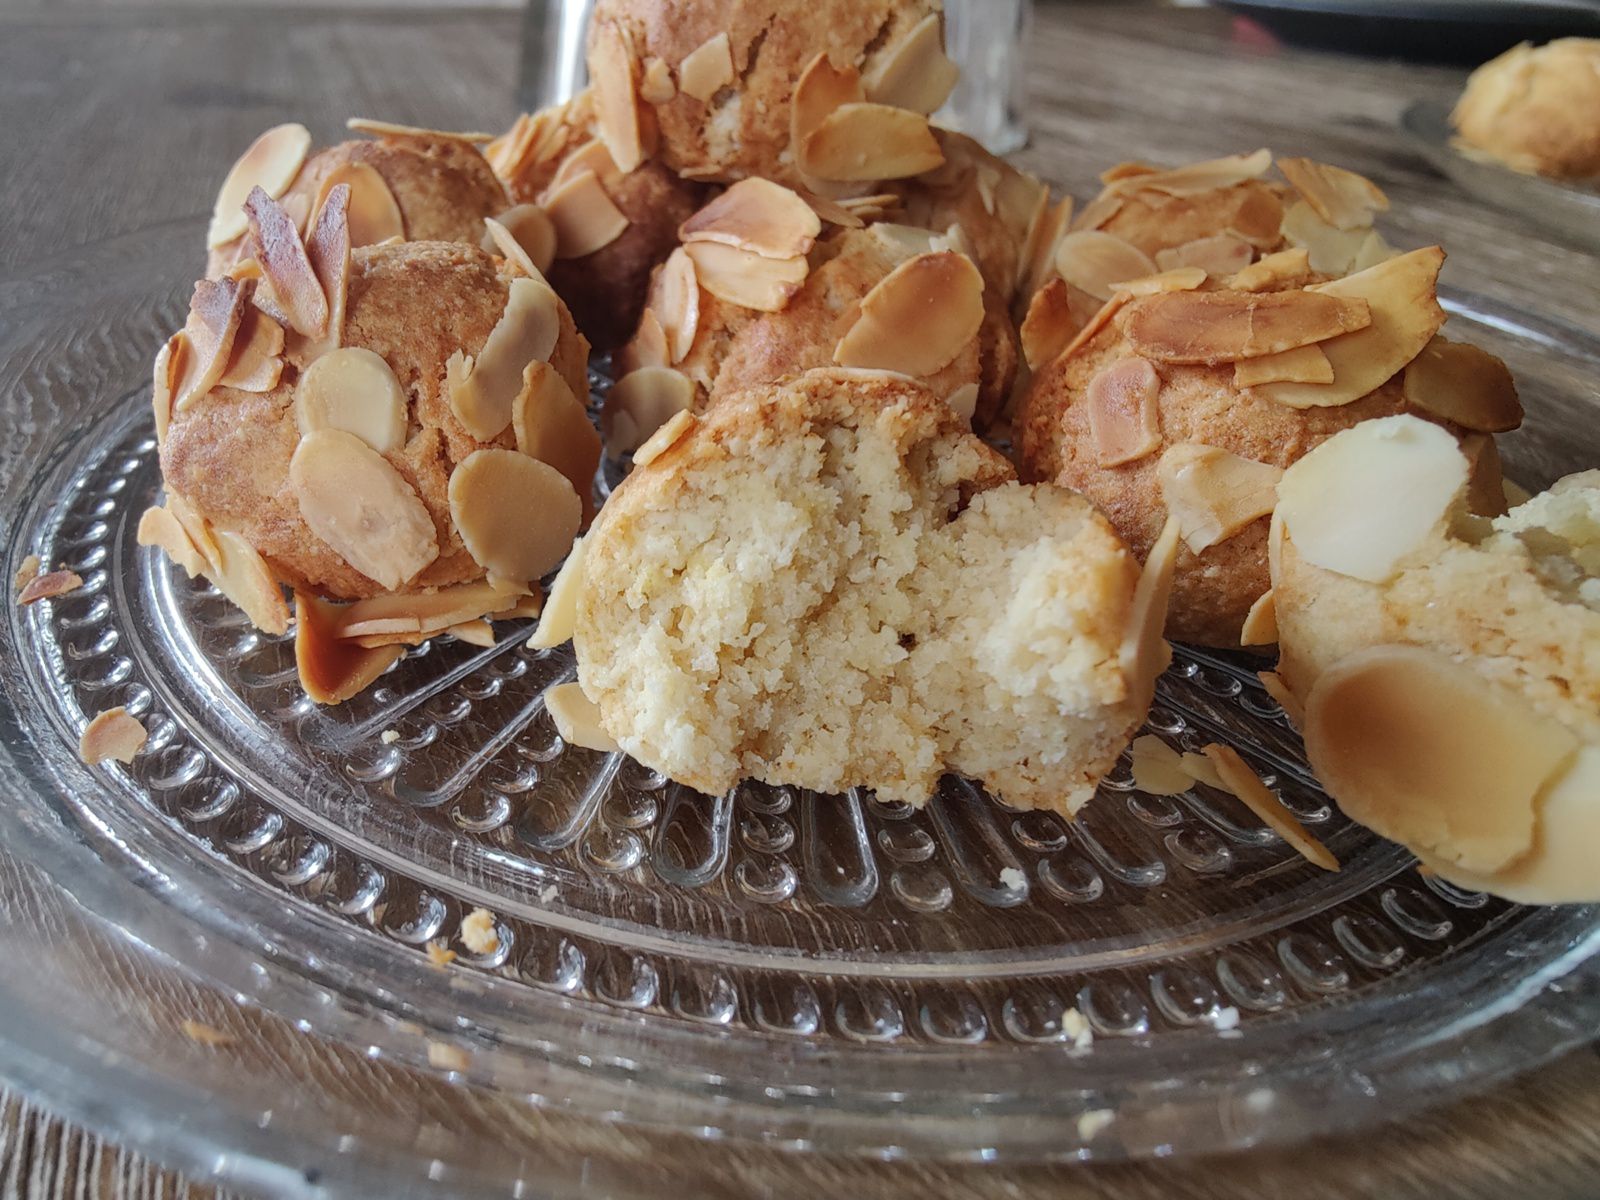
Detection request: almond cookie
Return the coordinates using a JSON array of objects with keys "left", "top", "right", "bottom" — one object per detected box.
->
[{"left": 1452, "top": 39, "right": 1600, "bottom": 182}]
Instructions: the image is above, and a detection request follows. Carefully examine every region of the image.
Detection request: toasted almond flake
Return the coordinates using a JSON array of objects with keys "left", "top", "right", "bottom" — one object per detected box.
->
[
  {"left": 834, "top": 251, "right": 985, "bottom": 377},
  {"left": 79, "top": 706, "right": 147, "bottom": 765},
  {"left": 639, "top": 56, "right": 676, "bottom": 104},
  {"left": 590, "top": 23, "right": 645, "bottom": 173},
  {"left": 648, "top": 247, "right": 700, "bottom": 363},
  {"left": 1181, "top": 750, "right": 1229, "bottom": 792},
  {"left": 1057, "top": 292, "right": 1131, "bottom": 366},
  {"left": 1100, "top": 162, "right": 1156, "bottom": 185},
  {"left": 292, "top": 429, "right": 438, "bottom": 589},
  {"left": 1402, "top": 337, "right": 1522, "bottom": 433},
  {"left": 797, "top": 188, "right": 865, "bottom": 228},
  {"left": 1227, "top": 186, "right": 1287, "bottom": 249},
  {"left": 1110, "top": 149, "right": 1273, "bottom": 197},
  {"left": 545, "top": 681, "right": 619, "bottom": 752},
  {"left": 214, "top": 527, "right": 292, "bottom": 635},
  {"left": 479, "top": 215, "right": 537, "bottom": 279},
  {"left": 293, "top": 590, "right": 404, "bottom": 705},
  {"left": 1113, "top": 266, "right": 1208, "bottom": 296},
  {"left": 1350, "top": 230, "right": 1396, "bottom": 273},
  {"left": 294, "top": 347, "right": 408, "bottom": 453},
  {"left": 449, "top": 618, "right": 496, "bottom": 646},
  {"left": 425, "top": 941, "right": 458, "bottom": 969},
  {"left": 544, "top": 169, "right": 630, "bottom": 259},
  {"left": 603, "top": 366, "right": 695, "bottom": 456},
  {"left": 1280, "top": 200, "right": 1367, "bottom": 276},
  {"left": 312, "top": 161, "right": 404, "bottom": 248},
  {"left": 801, "top": 104, "right": 944, "bottom": 182},
  {"left": 13, "top": 554, "right": 40, "bottom": 593},
  {"left": 868, "top": 222, "right": 939, "bottom": 258},
  {"left": 1054, "top": 231, "right": 1157, "bottom": 302},
  {"left": 1019, "top": 195, "right": 1074, "bottom": 304},
  {"left": 1240, "top": 588, "right": 1277, "bottom": 646},
  {"left": 1229, "top": 247, "right": 1311, "bottom": 292},
  {"left": 18, "top": 569, "right": 84, "bottom": 605},
  {"left": 529, "top": 537, "right": 586, "bottom": 649},
  {"left": 1258, "top": 670, "right": 1304, "bottom": 727},
  {"left": 449, "top": 449, "right": 581, "bottom": 586},
  {"left": 491, "top": 593, "right": 545, "bottom": 621},
  {"left": 677, "top": 32, "right": 734, "bottom": 103},
  {"left": 1129, "top": 734, "right": 1193, "bottom": 796},
  {"left": 207, "top": 123, "right": 312, "bottom": 249},
  {"left": 1155, "top": 234, "right": 1254, "bottom": 277},
  {"left": 1087, "top": 357, "right": 1162, "bottom": 467},
  {"left": 512, "top": 360, "right": 602, "bottom": 525},
  {"left": 1202, "top": 744, "right": 1338, "bottom": 871},
  {"left": 137, "top": 504, "right": 207, "bottom": 576},
  {"left": 218, "top": 306, "right": 286, "bottom": 393},
  {"left": 174, "top": 278, "right": 249, "bottom": 411},
  {"left": 345, "top": 118, "right": 495, "bottom": 143},
  {"left": 245, "top": 187, "right": 327, "bottom": 340},
  {"left": 1460, "top": 433, "right": 1509, "bottom": 518},
  {"left": 151, "top": 332, "right": 183, "bottom": 444},
  {"left": 179, "top": 1020, "right": 236, "bottom": 1047},
  {"left": 484, "top": 205, "right": 557, "bottom": 277},
  {"left": 448, "top": 276, "right": 563, "bottom": 440},
  {"left": 1233, "top": 343, "right": 1334, "bottom": 387},
  {"left": 1277, "top": 414, "right": 1465, "bottom": 582},
  {"left": 635, "top": 407, "right": 698, "bottom": 466},
  {"left": 680, "top": 179, "right": 821, "bottom": 260},
  {"left": 336, "top": 580, "right": 519, "bottom": 639},
  {"left": 1019, "top": 278, "right": 1080, "bottom": 371},
  {"left": 622, "top": 307, "right": 671, "bottom": 372},
  {"left": 792, "top": 53, "right": 865, "bottom": 172},
  {"left": 945, "top": 382, "right": 979, "bottom": 423},
  {"left": 1119, "top": 514, "right": 1180, "bottom": 713},
  {"left": 682, "top": 241, "right": 808, "bottom": 312},
  {"left": 863, "top": 13, "right": 960, "bottom": 115},
  {"left": 550, "top": 138, "right": 624, "bottom": 193},
  {"left": 1124, "top": 289, "right": 1372, "bottom": 365},
  {"left": 1157, "top": 443, "right": 1284, "bottom": 555},
  {"left": 1252, "top": 247, "right": 1446, "bottom": 410},
  {"left": 165, "top": 493, "right": 221, "bottom": 568},
  {"left": 1277, "top": 157, "right": 1388, "bottom": 232},
  {"left": 837, "top": 192, "right": 900, "bottom": 221},
  {"left": 997, "top": 169, "right": 1048, "bottom": 244},
  {"left": 1070, "top": 190, "right": 1125, "bottom": 234}
]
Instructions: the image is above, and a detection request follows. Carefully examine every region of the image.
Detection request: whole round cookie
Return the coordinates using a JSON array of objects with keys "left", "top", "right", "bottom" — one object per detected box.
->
[
  {"left": 571, "top": 368, "right": 1171, "bottom": 815},
  {"left": 1452, "top": 38, "right": 1600, "bottom": 182}
]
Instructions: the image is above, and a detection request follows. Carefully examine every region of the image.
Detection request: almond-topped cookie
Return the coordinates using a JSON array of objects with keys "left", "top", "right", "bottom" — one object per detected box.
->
[{"left": 1452, "top": 39, "right": 1600, "bottom": 182}]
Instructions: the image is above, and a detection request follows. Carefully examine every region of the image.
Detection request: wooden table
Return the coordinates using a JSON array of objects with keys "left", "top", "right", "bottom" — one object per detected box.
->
[{"left": 1, "top": 3, "right": 1597, "bottom": 1196}]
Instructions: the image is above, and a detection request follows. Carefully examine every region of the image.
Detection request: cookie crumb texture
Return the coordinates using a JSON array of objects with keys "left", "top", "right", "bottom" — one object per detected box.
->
[{"left": 576, "top": 371, "right": 1145, "bottom": 815}]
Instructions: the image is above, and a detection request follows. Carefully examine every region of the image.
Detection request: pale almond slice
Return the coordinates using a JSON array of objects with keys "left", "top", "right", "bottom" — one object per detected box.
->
[
  {"left": 834, "top": 251, "right": 985, "bottom": 377},
  {"left": 1124, "top": 289, "right": 1371, "bottom": 365},
  {"left": 449, "top": 619, "right": 497, "bottom": 647},
  {"left": 1202, "top": 744, "right": 1338, "bottom": 871},
  {"left": 1019, "top": 195, "right": 1074, "bottom": 303},
  {"left": 1225, "top": 186, "right": 1288, "bottom": 248},
  {"left": 1129, "top": 734, "right": 1193, "bottom": 796},
  {"left": 589, "top": 23, "right": 645, "bottom": 174},
  {"left": 1087, "top": 356, "right": 1162, "bottom": 467},
  {"left": 1229, "top": 247, "right": 1311, "bottom": 293},
  {"left": 1277, "top": 157, "right": 1388, "bottom": 232},
  {"left": 1108, "top": 149, "right": 1273, "bottom": 197},
  {"left": 1350, "top": 229, "right": 1397, "bottom": 273},
  {"left": 13, "top": 555, "right": 39, "bottom": 593},
  {"left": 492, "top": 593, "right": 545, "bottom": 621},
  {"left": 512, "top": 360, "right": 602, "bottom": 525},
  {"left": 165, "top": 493, "right": 221, "bottom": 569},
  {"left": 1019, "top": 278, "right": 1079, "bottom": 371},
  {"left": 484, "top": 205, "right": 557, "bottom": 277},
  {"left": 218, "top": 306, "right": 286, "bottom": 393},
  {"left": 639, "top": 56, "right": 676, "bottom": 104},
  {"left": 1233, "top": 343, "right": 1333, "bottom": 387},
  {"left": 622, "top": 308, "right": 671, "bottom": 372},
  {"left": 1181, "top": 750, "right": 1229, "bottom": 792},
  {"left": 1239, "top": 588, "right": 1277, "bottom": 646},
  {"left": 448, "top": 276, "right": 563, "bottom": 440},
  {"left": 312, "top": 162, "right": 404, "bottom": 248},
  {"left": 545, "top": 681, "right": 619, "bottom": 752},
  {"left": 1154, "top": 234, "right": 1253, "bottom": 277},
  {"left": 17, "top": 569, "right": 83, "bottom": 605},
  {"left": 1402, "top": 336, "right": 1522, "bottom": 433},
  {"left": 801, "top": 104, "right": 944, "bottom": 182},
  {"left": 997, "top": 169, "right": 1049, "bottom": 247},
  {"left": 529, "top": 536, "right": 586, "bottom": 649},
  {"left": 945, "top": 383, "right": 979, "bottom": 423},
  {"left": 211, "top": 528, "right": 291, "bottom": 635},
  {"left": 791, "top": 53, "right": 865, "bottom": 172},
  {"left": 863, "top": 13, "right": 960, "bottom": 115},
  {"left": 294, "top": 347, "right": 408, "bottom": 453},
  {"left": 173, "top": 278, "right": 248, "bottom": 411},
  {"left": 1303, "top": 645, "right": 1577, "bottom": 874},
  {"left": 479, "top": 215, "right": 538, "bottom": 279},
  {"left": 1275, "top": 414, "right": 1466, "bottom": 582},
  {"left": 449, "top": 449, "right": 582, "bottom": 586},
  {"left": 1057, "top": 292, "right": 1131, "bottom": 366},
  {"left": 1258, "top": 670, "right": 1304, "bottom": 727},
  {"left": 346, "top": 118, "right": 496, "bottom": 143},
  {"left": 79, "top": 708, "right": 147, "bottom": 766},
  {"left": 1157, "top": 443, "right": 1284, "bottom": 554},
  {"left": 484, "top": 112, "right": 537, "bottom": 178},
  {"left": 544, "top": 170, "right": 630, "bottom": 260},
  {"left": 1113, "top": 267, "right": 1208, "bottom": 296},
  {"left": 336, "top": 580, "right": 519, "bottom": 639},
  {"left": 1054, "top": 231, "right": 1157, "bottom": 302},
  {"left": 634, "top": 408, "right": 698, "bottom": 466},
  {"left": 136, "top": 505, "right": 209, "bottom": 577},
  {"left": 152, "top": 332, "right": 183, "bottom": 444},
  {"left": 1100, "top": 162, "right": 1157, "bottom": 185},
  {"left": 797, "top": 188, "right": 865, "bottom": 229},
  {"left": 1252, "top": 247, "right": 1446, "bottom": 410},
  {"left": 681, "top": 241, "right": 807, "bottom": 312},
  {"left": 1280, "top": 199, "right": 1367, "bottom": 276},
  {"left": 679, "top": 179, "right": 821, "bottom": 260},
  {"left": 603, "top": 366, "right": 695, "bottom": 456},
  {"left": 677, "top": 32, "right": 734, "bottom": 103},
  {"left": 207, "top": 123, "right": 312, "bottom": 249},
  {"left": 1070, "top": 190, "right": 1124, "bottom": 234},
  {"left": 836, "top": 192, "right": 900, "bottom": 221},
  {"left": 294, "top": 590, "right": 404, "bottom": 705},
  {"left": 291, "top": 429, "right": 439, "bottom": 590},
  {"left": 550, "top": 138, "right": 624, "bottom": 193},
  {"left": 648, "top": 247, "right": 700, "bottom": 363},
  {"left": 245, "top": 186, "right": 327, "bottom": 339},
  {"left": 1119, "top": 514, "right": 1180, "bottom": 713}
]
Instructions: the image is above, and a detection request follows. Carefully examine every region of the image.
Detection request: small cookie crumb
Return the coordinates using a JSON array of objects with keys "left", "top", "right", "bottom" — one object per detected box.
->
[
  {"left": 459, "top": 907, "right": 500, "bottom": 954},
  {"left": 380, "top": 728, "right": 400, "bottom": 745},
  {"left": 998, "top": 866, "right": 1026, "bottom": 890},
  {"left": 1076, "top": 1108, "right": 1115, "bottom": 1140},
  {"left": 1062, "top": 1006, "right": 1094, "bottom": 1051},
  {"left": 79, "top": 707, "right": 148, "bottom": 765},
  {"left": 427, "top": 1041, "right": 471, "bottom": 1072},
  {"left": 539, "top": 884, "right": 558, "bottom": 903},
  {"left": 14, "top": 554, "right": 40, "bottom": 592},
  {"left": 180, "top": 1019, "right": 236, "bottom": 1047},
  {"left": 424, "top": 940, "right": 457, "bottom": 969}
]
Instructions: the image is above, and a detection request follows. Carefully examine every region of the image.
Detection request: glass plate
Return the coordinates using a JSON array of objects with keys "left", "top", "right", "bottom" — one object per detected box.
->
[
  {"left": 1401, "top": 98, "right": 1600, "bottom": 251},
  {"left": 0, "top": 218, "right": 1596, "bottom": 1197}
]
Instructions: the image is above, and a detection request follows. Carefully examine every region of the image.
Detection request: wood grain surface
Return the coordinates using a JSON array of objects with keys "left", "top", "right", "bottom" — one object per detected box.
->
[{"left": 1, "top": 3, "right": 1597, "bottom": 1197}]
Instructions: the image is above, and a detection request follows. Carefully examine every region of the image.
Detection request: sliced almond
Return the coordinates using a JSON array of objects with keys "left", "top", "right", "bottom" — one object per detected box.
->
[
  {"left": 639, "top": 56, "right": 676, "bottom": 104},
  {"left": 1303, "top": 645, "right": 1577, "bottom": 874},
  {"left": 448, "top": 276, "right": 563, "bottom": 440},
  {"left": 218, "top": 307, "right": 286, "bottom": 393},
  {"left": 165, "top": 493, "right": 221, "bottom": 570},
  {"left": 797, "top": 188, "right": 866, "bottom": 229},
  {"left": 294, "top": 347, "right": 408, "bottom": 453},
  {"left": 346, "top": 118, "right": 496, "bottom": 143},
  {"left": 1101, "top": 162, "right": 1156, "bottom": 185},
  {"left": 863, "top": 13, "right": 960, "bottom": 115},
  {"left": 291, "top": 429, "right": 438, "bottom": 590},
  {"left": 677, "top": 31, "right": 734, "bottom": 103},
  {"left": 544, "top": 169, "right": 630, "bottom": 260},
  {"left": 1054, "top": 231, "right": 1157, "bottom": 302},
  {"left": 336, "top": 580, "right": 519, "bottom": 639},
  {"left": 837, "top": 192, "right": 900, "bottom": 222},
  {"left": 152, "top": 332, "right": 183, "bottom": 445},
  {"left": 1157, "top": 443, "right": 1284, "bottom": 555},
  {"left": 834, "top": 251, "right": 985, "bottom": 377},
  {"left": 313, "top": 162, "right": 404, "bottom": 247},
  {"left": 512, "top": 360, "right": 602, "bottom": 525},
  {"left": 1113, "top": 267, "right": 1208, "bottom": 296},
  {"left": 1350, "top": 229, "right": 1397, "bottom": 273},
  {"left": 589, "top": 23, "right": 645, "bottom": 174},
  {"left": 648, "top": 247, "right": 700, "bottom": 363},
  {"left": 801, "top": 104, "right": 944, "bottom": 182},
  {"left": 791, "top": 52, "right": 865, "bottom": 173},
  {"left": 680, "top": 179, "right": 821, "bottom": 260},
  {"left": 211, "top": 528, "right": 291, "bottom": 635},
  {"left": 1229, "top": 247, "right": 1311, "bottom": 293},
  {"left": 1277, "top": 157, "right": 1388, "bottom": 232},
  {"left": 1275, "top": 414, "right": 1466, "bottom": 583},
  {"left": 482, "top": 211, "right": 554, "bottom": 278},
  {"left": 1181, "top": 750, "right": 1228, "bottom": 792},
  {"left": 1087, "top": 356, "right": 1162, "bottom": 467},
  {"left": 1202, "top": 744, "right": 1338, "bottom": 871},
  {"left": 79, "top": 708, "right": 147, "bottom": 766},
  {"left": 13, "top": 555, "right": 39, "bottom": 593},
  {"left": 449, "top": 619, "right": 497, "bottom": 647},
  {"left": 294, "top": 590, "right": 404, "bottom": 705},
  {"left": 1070, "top": 190, "right": 1124, "bottom": 234},
  {"left": 550, "top": 138, "right": 624, "bottom": 193},
  {"left": 449, "top": 449, "right": 581, "bottom": 586},
  {"left": 137, "top": 505, "right": 209, "bottom": 577},
  {"left": 1155, "top": 234, "right": 1254, "bottom": 277},
  {"left": 1119, "top": 514, "right": 1180, "bottom": 713},
  {"left": 1252, "top": 247, "right": 1446, "bottom": 410},
  {"left": 634, "top": 405, "right": 697, "bottom": 466},
  {"left": 1280, "top": 199, "right": 1368, "bottom": 276},
  {"left": 1108, "top": 149, "right": 1272, "bottom": 198},
  {"left": 173, "top": 278, "right": 249, "bottom": 411},
  {"left": 1402, "top": 336, "right": 1522, "bottom": 433},
  {"left": 545, "top": 682, "right": 618, "bottom": 753},
  {"left": 1233, "top": 343, "right": 1333, "bottom": 387},
  {"left": 1226, "top": 186, "right": 1288, "bottom": 248},
  {"left": 529, "top": 536, "right": 586, "bottom": 649},
  {"left": 17, "top": 569, "right": 83, "bottom": 605},
  {"left": 681, "top": 241, "right": 807, "bottom": 312},
  {"left": 622, "top": 307, "right": 671, "bottom": 372},
  {"left": 1258, "top": 670, "right": 1304, "bottom": 727},
  {"left": 945, "top": 383, "right": 979, "bottom": 423},
  {"left": 245, "top": 186, "right": 327, "bottom": 339},
  {"left": 1129, "top": 734, "right": 1193, "bottom": 796},
  {"left": 1019, "top": 278, "right": 1080, "bottom": 371},
  {"left": 1240, "top": 588, "right": 1277, "bottom": 646},
  {"left": 1125, "top": 289, "right": 1371, "bottom": 365},
  {"left": 207, "top": 123, "right": 312, "bottom": 249},
  {"left": 1057, "top": 292, "right": 1131, "bottom": 367},
  {"left": 492, "top": 593, "right": 546, "bottom": 621},
  {"left": 603, "top": 366, "right": 694, "bottom": 456},
  {"left": 1019, "top": 195, "right": 1074, "bottom": 304}
]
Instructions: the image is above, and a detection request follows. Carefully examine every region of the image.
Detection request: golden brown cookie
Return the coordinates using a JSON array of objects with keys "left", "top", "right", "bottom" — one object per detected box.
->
[{"left": 1452, "top": 39, "right": 1600, "bottom": 182}]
